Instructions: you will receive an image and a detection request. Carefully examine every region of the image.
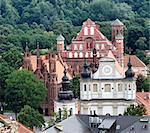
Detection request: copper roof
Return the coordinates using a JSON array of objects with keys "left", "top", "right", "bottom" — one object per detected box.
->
[{"left": 124, "top": 55, "right": 146, "bottom": 68}]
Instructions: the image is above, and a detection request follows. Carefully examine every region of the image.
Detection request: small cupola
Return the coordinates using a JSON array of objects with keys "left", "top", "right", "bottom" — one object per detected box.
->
[
  {"left": 58, "top": 67, "right": 74, "bottom": 100},
  {"left": 125, "top": 57, "right": 135, "bottom": 78}
]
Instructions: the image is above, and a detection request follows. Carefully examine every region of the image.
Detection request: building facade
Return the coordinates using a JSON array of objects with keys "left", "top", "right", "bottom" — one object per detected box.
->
[
  {"left": 57, "top": 18, "right": 147, "bottom": 77},
  {"left": 80, "top": 56, "right": 136, "bottom": 115},
  {"left": 23, "top": 45, "right": 72, "bottom": 115}
]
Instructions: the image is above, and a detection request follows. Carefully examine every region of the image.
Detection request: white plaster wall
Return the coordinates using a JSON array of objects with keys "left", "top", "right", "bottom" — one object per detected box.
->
[
  {"left": 54, "top": 101, "right": 78, "bottom": 115},
  {"left": 80, "top": 100, "right": 136, "bottom": 115},
  {"left": 102, "top": 106, "right": 113, "bottom": 115}
]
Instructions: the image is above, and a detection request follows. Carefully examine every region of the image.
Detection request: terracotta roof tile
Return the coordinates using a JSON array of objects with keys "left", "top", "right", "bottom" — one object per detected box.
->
[
  {"left": 136, "top": 92, "right": 150, "bottom": 116},
  {"left": 0, "top": 114, "right": 33, "bottom": 133},
  {"left": 124, "top": 55, "right": 146, "bottom": 68}
]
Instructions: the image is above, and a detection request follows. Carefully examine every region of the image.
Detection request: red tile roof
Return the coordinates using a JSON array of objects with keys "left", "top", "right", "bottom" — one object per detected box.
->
[
  {"left": 124, "top": 55, "right": 146, "bottom": 68},
  {"left": 0, "top": 114, "right": 33, "bottom": 133},
  {"left": 136, "top": 92, "right": 150, "bottom": 116}
]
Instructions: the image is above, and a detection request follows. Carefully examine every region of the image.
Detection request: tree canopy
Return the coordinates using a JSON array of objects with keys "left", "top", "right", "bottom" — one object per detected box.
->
[
  {"left": 124, "top": 104, "right": 146, "bottom": 116},
  {"left": 18, "top": 105, "right": 45, "bottom": 129},
  {"left": 5, "top": 69, "right": 47, "bottom": 113}
]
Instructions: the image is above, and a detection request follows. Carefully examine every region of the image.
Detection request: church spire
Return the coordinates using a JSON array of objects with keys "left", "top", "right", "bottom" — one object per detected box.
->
[{"left": 125, "top": 56, "right": 135, "bottom": 78}]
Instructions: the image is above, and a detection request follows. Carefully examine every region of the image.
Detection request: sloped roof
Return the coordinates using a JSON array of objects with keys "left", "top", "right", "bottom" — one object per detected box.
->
[
  {"left": 43, "top": 115, "right": 91, "bottom": 133},
  {"left": 56, "top": 34, "right": 65, "bottom": 41},
  {"left": 0, "top": 114, "right": 33, "bottom": 133},
  {"left": 44, "top": 115, "right": 150, "bottom": 133},
  {"left": 124, "top": 55, "right": 146, "bottom": 68},
  {"left": 112, "top": 19, "right": 124, "bottom": 26},
  {"left": 29, "top": 55, "right": 72, "bottom": 83},
  {"left": 136, "top": 92, "right": 150, "bottom": 115}
]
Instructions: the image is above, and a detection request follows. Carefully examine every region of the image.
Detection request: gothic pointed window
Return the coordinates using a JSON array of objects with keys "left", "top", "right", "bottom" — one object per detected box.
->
[
  {"left": 90, "top": 27, "right": 94, "bottom": 35},
  {"left": 84, "top": 27, "right": 88, "bottom": 35},
  {"left": 69, "top": 52, "right": 72, "bottom": 58},
  {"left": 74, "top": 52, "right": 78, "bottom": 58},
  {"left": 79, "top": 52, "right": 83, "bottom": 58}
]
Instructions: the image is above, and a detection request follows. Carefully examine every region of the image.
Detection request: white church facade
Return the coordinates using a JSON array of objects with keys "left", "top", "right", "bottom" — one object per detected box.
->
[{"left": 80, "top": 56, "right": 136, "bottom": 115}]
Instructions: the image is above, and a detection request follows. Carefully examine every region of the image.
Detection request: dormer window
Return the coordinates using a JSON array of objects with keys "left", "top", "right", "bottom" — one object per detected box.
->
[
  {"left": 90, "top": 27, "right": 94, "bottom": 35},
  {"left": 84, "top": 27, "right": 88, "bottom": 35}
]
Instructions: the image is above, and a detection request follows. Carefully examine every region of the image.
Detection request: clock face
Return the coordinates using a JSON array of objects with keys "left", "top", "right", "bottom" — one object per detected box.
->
[{"left": 102, "top": 65, "right": 113, "bottom": 75}]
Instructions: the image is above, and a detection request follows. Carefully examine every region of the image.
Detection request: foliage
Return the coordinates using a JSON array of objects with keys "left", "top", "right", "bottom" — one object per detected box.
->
[
  {"left": 18, "top": 105, "right": 45, "bottom": 129},
  {"left": 124, "top": 104, "right": 146, "bottom": 116},
  {"left": 136, "top": 74, "right": 149, "bottom": 92},
  {"left": 0, "top": 60, "right": 13, "bottom": 102},
  {"left": 70, "top": 76, "right": 80, "bottom": 98},
  {"left": 0, "top": 0, "right": 149, "bottom": 66},
  {"left": 5, "top": 69, "right": 47, "bottom": 113},
  {"left": 1, "top": 46, "right": 23, "bottom": 69}
]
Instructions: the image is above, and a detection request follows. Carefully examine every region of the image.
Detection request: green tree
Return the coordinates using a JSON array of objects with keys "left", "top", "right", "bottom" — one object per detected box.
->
[
  {"left": 2, "top": 47, "right": 23, "bottom": 69},
  {"left": 136, "top": 74, "right": 147, "bottom": 92},
  {"left": 0, "top": 60, "right": 13, "bottom": 102},
  {"left": 5, "top": 69, "right": 47, "bottom": 114},
  {"left": 18, "top": 105, "right": 45, "bottom": 129},
  {"left": 124, "top": 104, "right": 146, "bottom": 116},
  {"left": 70, "top": 76, "right": 80, "bottom": 98}
]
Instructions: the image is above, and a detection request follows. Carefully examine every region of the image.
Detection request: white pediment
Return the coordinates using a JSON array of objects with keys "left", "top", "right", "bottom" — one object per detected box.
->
[{"left": 92, "top": 57, "right": 124, "bottom": 79}]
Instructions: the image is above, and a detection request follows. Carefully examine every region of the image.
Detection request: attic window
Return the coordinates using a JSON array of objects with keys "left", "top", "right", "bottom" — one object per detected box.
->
[
  {"left": 84, "top": 27, "right": 88, "bottom": 35},
  {"left": 90, "top": 27, "right": 94, "bottom": 35}
]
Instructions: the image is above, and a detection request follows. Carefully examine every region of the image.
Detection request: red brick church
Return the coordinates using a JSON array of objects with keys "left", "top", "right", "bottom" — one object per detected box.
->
[{"left": 23, "top": 18, "right": 147, "bottom": 115}]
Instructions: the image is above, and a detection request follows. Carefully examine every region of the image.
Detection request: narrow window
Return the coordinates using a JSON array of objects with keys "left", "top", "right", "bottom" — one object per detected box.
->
[
  {"left": 104, "top": 84, "right": 111, "bottom": 92},
  {"left": 93, "top": 84, "right": 98, "bottom": 92},
  {"left": 118, "top": 83, "right": 122, "bottom": 92},
  {"left": 84, "top": 27, "right": 88, "bottom": 35},
  {"left": 84, "top": 84, "right": 87, "bottom": 91},
  {"left": 90, "top": 27, "right": 94, "bottom": 35}
]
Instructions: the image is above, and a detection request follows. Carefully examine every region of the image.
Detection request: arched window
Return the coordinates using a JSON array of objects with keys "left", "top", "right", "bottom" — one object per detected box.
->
[
  {"left": 79, "top": 52, "right": 83, "bottom": 58},
  {"left": 84, "top": 84, "right": 87, "bottom": 91},
  {"left": 90, "top": 27, "right": 94, "bottom": 35},
  {"left": 84, "top": 27, "right": 88, "bottom": 35},
  {"left": 69, "top": 108, "right": 73, "bottom": 116},
  {"left": 59, "top": 108, "right": 61, "bottom": 120},
  {"left": 79, "top": 44, "right": 83, "bottom": 50},
  {"left": 97, "top": 52, "right": 100, "bottom": 57},
  {"left": 69, "top": 52, "right": 72, "bottom": 58},
  {"left": 74, "top": 44, "right": 77, "bottom": 50},
  {"left": 74, "top": 52, "right": 78, "bottom": 58},
  {"left": 85, "top": 52, "right": 88, "bottom": 58}
]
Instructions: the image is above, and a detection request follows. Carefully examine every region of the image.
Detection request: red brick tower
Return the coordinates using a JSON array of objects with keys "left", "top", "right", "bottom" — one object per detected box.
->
[{"left": 111, "top": 19, "right": 124, "bottom": 67}]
